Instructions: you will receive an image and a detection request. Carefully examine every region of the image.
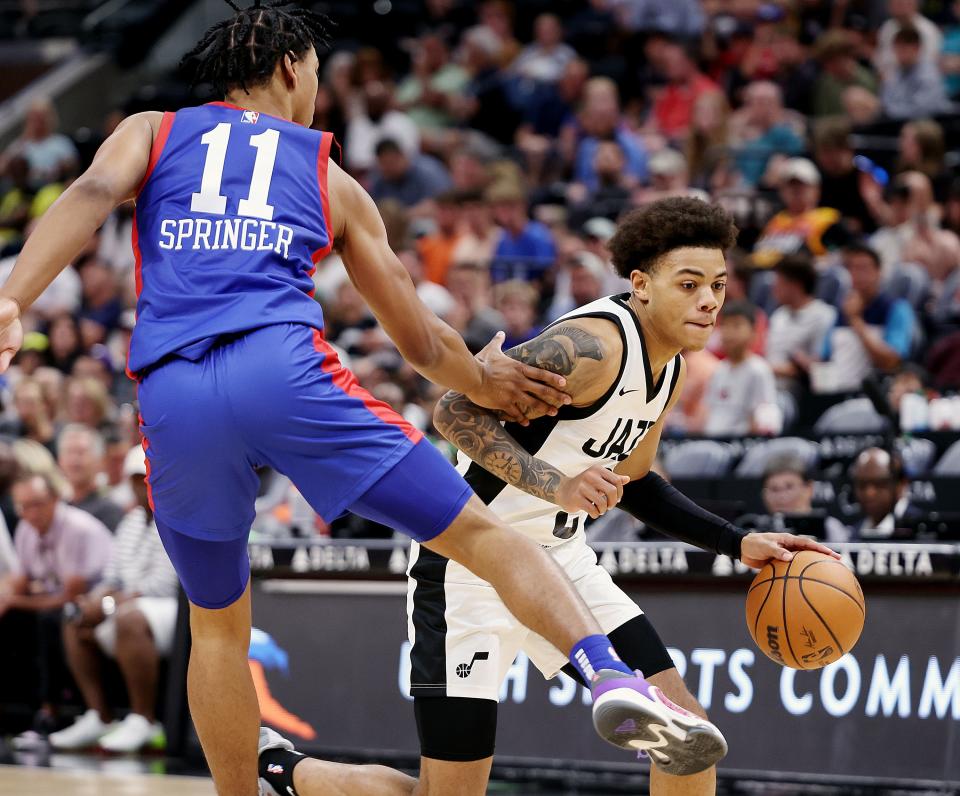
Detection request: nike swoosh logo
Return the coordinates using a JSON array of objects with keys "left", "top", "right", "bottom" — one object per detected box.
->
[{"left": 619, "top": 387, "right": 642, "bottom": 396}]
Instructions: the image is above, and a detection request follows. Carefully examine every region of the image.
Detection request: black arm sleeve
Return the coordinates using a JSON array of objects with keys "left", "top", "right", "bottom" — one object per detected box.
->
[{"left": 619, "top": 472, "right": 747, "bottom": 559}]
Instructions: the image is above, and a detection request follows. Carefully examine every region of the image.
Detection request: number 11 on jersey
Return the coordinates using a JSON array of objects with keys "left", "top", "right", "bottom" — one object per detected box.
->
[{"left": 190, "top": 123, "right": 279, "bottom": 220}]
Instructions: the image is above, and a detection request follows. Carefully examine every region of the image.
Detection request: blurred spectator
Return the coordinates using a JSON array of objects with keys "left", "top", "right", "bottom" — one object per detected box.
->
[
  {"left": 397, "top": 248, "right": 456, "bottom": 319},
  {"left": 703, "top": 301, "right": 780, "bottom": 437},
  {"left": 103, "top": 430, "right": 134, "bottom": 511},
  {"left": 943, "top": 2, "right": 960, "bottom": 98},
  {"left": 454, "top": 26, "right": 524, "bottom": 146},
  {"left": 812, "top": 117, "right": 883, "bottom": 235},
  {"left": 572, "top": 78, "right": 648, "bottom": 191},
  {"left": 487, "top": 180, "right": 556, "bottom": 282},
  {"left": 47, "top": 313, "right": 84, "bottom": 373},
  {"left": 494, "top": 280, "right": 541, "bottom": 349},
  {"left": 417, "top": 190, "right": 465, "bottom": 285},
  {"left": 767, "top": 255, "right": 838, "bottom": 393},
  {"left": 881, "top": 26, "right": 950, "bottom": 120},
  {"left": 77, "top": 256, "right": 123, "bottom": 348},
  {"left": 842, "top": 85, "right": 883, "bottom": 125},
  {"left": 478, "top": 0, "right": 521, "bottom": 66},
  {"left": 815, "top": 243, "right": 915, "bottom": 393},
  {"left": 0, "top": 155, "right": 33, "bottom": 251},
  {"left": 57, "top": 424, "right": 124, "bottom": 532},
  {"left": 568, "top": 139, "right": 633, "bottom": 225},
  {"left": 685, "top": 91, "right": 731, "bottom": 189},
  {"left": 511, "top": 14, "right": 577, "bottom": 86},
  {"left": 728, "top": 81, "right": 804, "bottom": 188},
  {"left": 668, "top": 345, "right": 719, "bottom": 434},
  {"left": 49, "top": 446, "right": 177, "bottom": 753},
  {"left": 0, "top": 378, "right": 55, "bottom": 451},
  {"left": 64, "top": 376, "right": 113, "bottom": 431},
  {"left": 752, "top": 159, "right": 840, "bottom": 268},
  {"left": 0, "top": 473, "right": 112, "bottom": 724},
  {"left": 96, "top": 202, "right": 136, "bottom": 276},
  {"left": 611, "top": 0, "right": 705, "bottom": 38},
  {"left": 633, "top": 149, "right": 709, "bottom": 206},
  {"left": 738, "top": 455, "right": 849, "bottom": 542},
  {"left": 651, "top": 39, "right": 722, "bottom": 141},
  {"left": 450, "top": 189, "right": 498, "bottom": 267},
  {"left": 812, "top": 31, "right": 879, "bottom": 117},
  {"left": 444, "top": 261, "right": 505, "bottom": 352},
  {"left": 850, "top": 447, "right": 923, "bottom": 540},
  {"left": 395, "top": 32, "right": 468, "bottom": 133},
  {"left": 344, "top": 81, "right": 420, "bottom": 175},
  {"left": 898, "top": 119, "right": 949, "bottom": 201},
  {"left": 875, "top": 0, "right": 943, "bottom": 81},
  {"left": 368, "top": 139, "right": 452, "bottom": 209},
  {"left": 870, "top": 171, "right": 960, "bottom": 284},
  {"left": 0, "top": 98, "right": 78, "bottom": 187},
  {"left": 547, "top": 251, "right": 607, "bottom": 321}
]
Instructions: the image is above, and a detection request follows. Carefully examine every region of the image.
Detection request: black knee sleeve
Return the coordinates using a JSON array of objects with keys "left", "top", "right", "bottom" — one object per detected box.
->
[{"left": 415, "top": 696, "right": 497, "bottom": 762}]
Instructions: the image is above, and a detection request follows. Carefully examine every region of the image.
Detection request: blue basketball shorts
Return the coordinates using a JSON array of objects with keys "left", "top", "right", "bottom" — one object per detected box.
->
[{"left": 139, "top": 323, "right": 473, "bottom": 609}]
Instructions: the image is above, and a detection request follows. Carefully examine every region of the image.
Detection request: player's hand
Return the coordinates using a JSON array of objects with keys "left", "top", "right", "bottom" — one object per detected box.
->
[
  {"left": 0, "top": 296, "right": 22, "bottom": 373},
  {"left": 556, "top": 465, "right": 630, "bottom": 519},
  {"left": 740, "top": 532, "right": 842, "bottom": 570},
  {"left": 469, "top": 332, "right": 571, "bottom": 426}
]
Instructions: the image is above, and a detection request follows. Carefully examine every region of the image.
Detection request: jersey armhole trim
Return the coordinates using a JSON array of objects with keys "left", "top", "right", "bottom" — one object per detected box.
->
[
  {"left": 664, "top": 354, "right": 682, "bottom": 407},
  {"left": 136, "top": 111, "right": 175, "bottom": 197},
  {"left": 310, "top": 132, "right": 336, "bottom": 267}
]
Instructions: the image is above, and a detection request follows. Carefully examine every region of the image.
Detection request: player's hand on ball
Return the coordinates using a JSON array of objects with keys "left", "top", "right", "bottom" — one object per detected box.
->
[
  {"left": 556, "top": 465, "right": 630, "bottom": 518},
  {"left": 471, "top": 331, "right": 571, "bottom": 426},
  {"left": 0, "top": 296, "right": 23, "bottom": 373},
  {"left": 740, "top": 532, "right": 841, "bottom": 570}
]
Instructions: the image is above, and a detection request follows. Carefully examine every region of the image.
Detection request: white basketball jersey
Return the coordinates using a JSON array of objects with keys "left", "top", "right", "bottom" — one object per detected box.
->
[{"left": 456, "top": 294, "right": 682, "bottom": 548}]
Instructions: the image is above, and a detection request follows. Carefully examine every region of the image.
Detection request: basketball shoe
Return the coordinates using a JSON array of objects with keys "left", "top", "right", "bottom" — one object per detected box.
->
[
  {"left": 591, "top": 669, "right": 728, "bottom": 775},
  {"left": 258, "top": 726, "right": 304, "bottom": 796}
]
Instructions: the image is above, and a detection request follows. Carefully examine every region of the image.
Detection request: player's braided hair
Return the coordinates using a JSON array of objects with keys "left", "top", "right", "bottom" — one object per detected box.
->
[{"left": 181, "top": 1, "right": 332, "bottom": 95}]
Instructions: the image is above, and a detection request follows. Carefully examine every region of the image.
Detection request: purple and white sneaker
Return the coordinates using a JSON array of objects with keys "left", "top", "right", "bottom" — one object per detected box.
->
[{"left": 590, "top": 669, "right": 728, "bottom": 775}]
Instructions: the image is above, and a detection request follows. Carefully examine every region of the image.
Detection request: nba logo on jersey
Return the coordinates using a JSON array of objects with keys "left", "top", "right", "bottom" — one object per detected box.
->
[{"left": 241, "top": 110, "right": 260, "bottom": 124}]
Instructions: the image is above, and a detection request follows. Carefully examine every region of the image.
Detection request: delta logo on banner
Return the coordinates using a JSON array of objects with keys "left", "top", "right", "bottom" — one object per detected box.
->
[{"left": 241, "top": 110, "right": 260, "bottom": 124}]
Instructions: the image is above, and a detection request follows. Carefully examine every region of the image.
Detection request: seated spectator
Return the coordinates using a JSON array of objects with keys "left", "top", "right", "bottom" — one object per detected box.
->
[
  {"left": 394, "top": 31, "right": 469, "bottom": 133},
  {"left": 444, "top": 261, "right": 505, "bottom": 352},
  {"left": 849, "top": 447, "right": 923, "bottom": 540},
  {"left": 667, "top": 345, "right": 719, "bottom": 435},
  {"left": 103, "top": 430, "right": 134, "bottom": 511},
  {"left": 47, "top": 312, "right": 84, "bottom": 373},
  {"left": 728, "top": 81, "right": 804, "bottom": 187},
  {"left": 875, "top": 0, "right": 943, "bottom": 80},
  {"left": 766, "top": 254, "right": 837, "bottom": 393},
  {"left": 0, "top": 378, "right": 56, "bottom": 451},
  {"left": 0, "top": 155, "right": 33, "bottom": 252},
  {"left": 812, "top": 31, "right": 879, "bottom": 118},
  {"left": 546, "top": 251, "right": 606, "bottom": 321},
  {"left": 453, "top": 26, "right": 523, "bottom": 147},
  {"left": 487, "top": 180, "right": 556, "bottom": 282},
  {"left": 417, "top": 190, "right": 465, "bottom": 286},
  {"left": 815, "top": 243, "right": 915, "bottom": 393},
  {"left": 57, "top": 424, "right": 124, "bottom": 532},
  {"left": 64, "top": 376, "right": 113, "bottom": 431},
  {"left": 633, "top": 149, "right": 709, "bottom": 206},
  {"left": 703, "top": 301, "right": 781, "bottom": 437},
  {"left": 571, "top": 78, "right": 648, "bottom": 192},
  {"left": 812, "top": 117, "right": 884, "bottom": 235},
  {"left": 651, "top": 38, "right": 723, "bottom": 141},
  {"left": 450, "top": 189, "right": 498, "bottom": 268},
  {"left": 881, "top": 26, "right": 950, "bottom": 120},
  {"left": 738, "top": 455, "right": 849, "bottom": 542},
  {"left": 494, "top": 280, "right": 541, "bottom": 349},
  {"left": 77, "top": 255, "right": 123, "bottom": 349},
  {"left": 752, "top": 159, "right": 840, "bottom": 268},
  {"left": 898, "top": 119, "right": 949, "bottom": 202},
  {"left": 49, "top": 446, "right": 178, "bottom": 753},
  {"left": 396, "top": 248, "right": 456, "bottom": 320},
  {"left": 368, "top": 139, "right": 452, "bottom": 210},
  {"left": 0, "top": 473, "right": 113, "bottom": 729},
  {"left": 0, "top": 98, "right": 78, "bottom": 188},
  {"left": 343, "top": 81, "right": 420, "bottom": 176},
  {"left": 567, "top": 139, "right": 633, "bottom": 227},
  {"left": 510, "top": 13, "right": 577, "bottom": 87}
]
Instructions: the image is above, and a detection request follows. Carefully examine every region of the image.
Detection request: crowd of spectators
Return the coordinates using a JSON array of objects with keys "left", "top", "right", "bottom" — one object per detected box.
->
[{"left": 2, "top": 0, "right": 960, "bottom": 748}]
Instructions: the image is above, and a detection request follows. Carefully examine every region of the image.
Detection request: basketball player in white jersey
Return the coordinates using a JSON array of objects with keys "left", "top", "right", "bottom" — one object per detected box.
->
[{"left": 256, "top": 198, "right": 837, "bottom": 796}]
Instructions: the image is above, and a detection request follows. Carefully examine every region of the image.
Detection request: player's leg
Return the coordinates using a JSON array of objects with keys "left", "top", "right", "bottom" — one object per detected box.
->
[
  {"left": 139, "top": 353, "right": 263, "bottom": 796},
  {"left": 413, "top": 698, "right": 496, "bottom": 796}
]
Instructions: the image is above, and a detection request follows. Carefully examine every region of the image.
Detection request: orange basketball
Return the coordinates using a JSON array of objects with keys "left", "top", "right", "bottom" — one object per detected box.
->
[{"left": 745, "top": 550, "right": 865, "bottom": 669}]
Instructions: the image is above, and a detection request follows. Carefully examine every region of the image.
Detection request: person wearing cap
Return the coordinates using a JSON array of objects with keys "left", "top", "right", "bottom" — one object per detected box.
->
[
  {"left": 752, "top": 158, "right": 840, "bottom": 268},
  {"left": 49, "top": 444, "right": 178, "bottom": 754},
  {"left": 635, "top": 148, "right": 711, "bottom": 205},
  {"left": 729, "top": 81, "right": 804, "bottom": 187}
]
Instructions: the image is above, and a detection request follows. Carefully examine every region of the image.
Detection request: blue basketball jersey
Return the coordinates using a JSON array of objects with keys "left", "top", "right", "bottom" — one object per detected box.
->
[{"left": 128, "top": 102, "right": 335, "bottom": 374}]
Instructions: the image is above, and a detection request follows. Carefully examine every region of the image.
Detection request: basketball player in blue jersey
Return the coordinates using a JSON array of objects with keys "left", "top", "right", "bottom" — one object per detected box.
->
[
  {"left": 255, "top": 199, "right": 840, "bottom": 796},
  {"left": 0, "top": 3, "right": 731, "bottom": 794}
]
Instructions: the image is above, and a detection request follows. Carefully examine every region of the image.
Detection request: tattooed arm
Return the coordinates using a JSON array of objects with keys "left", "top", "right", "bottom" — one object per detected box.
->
[{"left": 434, "top": 319, "right": 628, "bottom": 517}]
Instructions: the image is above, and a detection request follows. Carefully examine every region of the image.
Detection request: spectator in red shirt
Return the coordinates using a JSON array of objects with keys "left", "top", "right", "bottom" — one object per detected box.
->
[{"left": 652, "top": 39, "right": 722, "bottom": 141}]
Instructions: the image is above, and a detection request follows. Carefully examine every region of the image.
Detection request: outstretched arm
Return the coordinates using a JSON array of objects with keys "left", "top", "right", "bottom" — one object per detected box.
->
[
  {"left": 0, "top": 112, "right": 158, "bottom": 370},
  {"left": 434, "top": 321, "right": 628, "bottom": 518},
  {"left": 329, "top": 161, "right": 568, "bottom": 425}
]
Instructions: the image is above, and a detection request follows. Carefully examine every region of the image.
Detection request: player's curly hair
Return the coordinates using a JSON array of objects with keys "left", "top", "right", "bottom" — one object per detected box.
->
[
  {"left": 608, "top": 197, "right": 738, "bottom": 277},
  {"left": 180, "top": 1, "right": 333, "bottom": 96}
]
